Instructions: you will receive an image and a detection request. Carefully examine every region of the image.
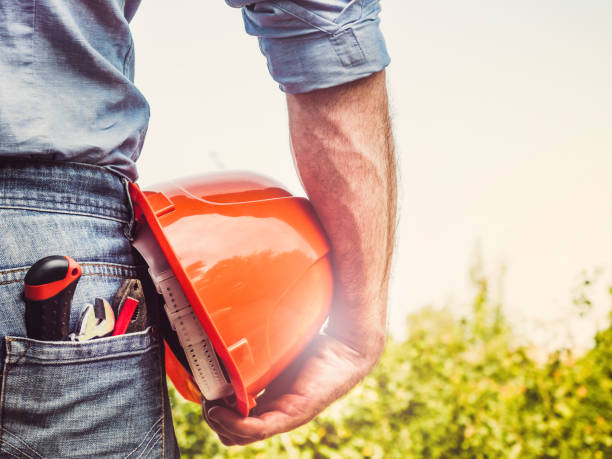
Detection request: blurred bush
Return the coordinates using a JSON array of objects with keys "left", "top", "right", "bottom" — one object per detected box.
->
[{"left": 170, "top": 277, "right": 612, "bottom": 458}]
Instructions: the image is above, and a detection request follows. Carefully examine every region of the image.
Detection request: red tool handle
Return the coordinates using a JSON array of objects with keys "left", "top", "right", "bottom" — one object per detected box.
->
[
  {"left": 112, "top": 297, "right": 139, "bottom": 336},
  {"left": 24, "top": 255, "right": 82, "bottom": 341}
]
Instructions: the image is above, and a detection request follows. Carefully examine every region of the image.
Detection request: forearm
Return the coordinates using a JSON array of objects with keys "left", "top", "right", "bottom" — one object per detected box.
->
[{"left": 287, "top": 70, "right": 397, "bottom": 368}]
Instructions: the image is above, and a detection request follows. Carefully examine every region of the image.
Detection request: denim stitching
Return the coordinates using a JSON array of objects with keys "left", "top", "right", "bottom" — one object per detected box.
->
[
  {"left": 0, "top": 343, "right": 9, "bottom": 451},
  {"left": 0, "top": 281, "right": 24, "bottom": 287},
  {"left": 0, "top": 273, "right": 144, "bottom": 287},
  {"left": 5, "top": 339, "right": 30, "bottom": 368},
  {"left": 1, "top": 334, "right": 158, "bottom": 457},
  {"left": 0, "top": 267, "right": 28, "bottom": 276},
  {"left": 0, "top": 429, "right": 42, "bottom": 459},
  {"left": 9, "top": 345, "right": 159, "bottom": 366},
  {"left": 134, "top": 425, "right": 162, "bottom": 459},
  {"left": 0, "top": 188, "right": 128, "bottom": 211},
  {"left": 137, "top": 435, "right": 162, "bottom": 459},
  {"left": 124, "top": 417, "right": 162, "bottom": 459},
  {"left": 0, "top": 263, "right": 145, "bottom": 285},
  {"left": 130, "top": 424, "right": 161, "bottom": 459},
  {"left": 0, "top": 204, "right": 129, "bottom": 224},
  {"left": 0, "top": 189, "right": 128, "bottom": 216},
  {"left": 159, "top": 344, "right": 165, "bottom": 459},
  {"left": 0, "top": 341, "right": 29, "bottom": 458},
  {"left": 0, "top": 444, "right": 21, "bottom": 459}
]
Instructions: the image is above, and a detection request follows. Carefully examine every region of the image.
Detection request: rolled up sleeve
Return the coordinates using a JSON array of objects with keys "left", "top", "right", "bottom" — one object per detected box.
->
[{"left": 226, "top": 0, "right": 391, "bottom": 94}]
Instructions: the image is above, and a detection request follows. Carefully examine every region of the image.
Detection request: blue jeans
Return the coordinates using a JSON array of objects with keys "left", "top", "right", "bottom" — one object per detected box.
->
[{"left": 0, "top": 160, "right": 179, "bottom": 458}]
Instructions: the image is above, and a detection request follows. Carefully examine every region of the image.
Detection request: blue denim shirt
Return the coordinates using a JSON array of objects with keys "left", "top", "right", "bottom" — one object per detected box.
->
[{"left": 0, "top": 0, "right": 390, "bottom": 181}]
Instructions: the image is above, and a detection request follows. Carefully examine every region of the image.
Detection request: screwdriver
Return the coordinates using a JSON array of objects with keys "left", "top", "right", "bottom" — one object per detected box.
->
[{"left": 24, "top": 255, "right": 82, "bottom": 341}]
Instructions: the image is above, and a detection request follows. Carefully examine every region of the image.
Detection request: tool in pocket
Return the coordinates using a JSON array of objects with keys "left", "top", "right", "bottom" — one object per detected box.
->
[
  {"left": 111, "top": 278, "right": 147, "bottom": 335},
  {"left": 24, "top": 255, "right": 82, "bottom": 341},
  {"left": 69, "top": 298, "right": 115, "bottom": 341},
  {"left": 24, "top": 255, "right": 149, "bottom": 341}
]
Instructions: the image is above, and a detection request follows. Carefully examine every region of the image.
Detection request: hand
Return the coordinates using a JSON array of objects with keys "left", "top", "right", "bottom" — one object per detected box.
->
[{"left": 202, "top": 333, "right": 379, "bottom": 446}]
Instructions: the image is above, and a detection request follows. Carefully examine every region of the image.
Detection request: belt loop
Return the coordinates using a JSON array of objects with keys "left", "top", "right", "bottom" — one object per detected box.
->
[{"left": 122, "top": 178, "right": 136, "bottom": 242}]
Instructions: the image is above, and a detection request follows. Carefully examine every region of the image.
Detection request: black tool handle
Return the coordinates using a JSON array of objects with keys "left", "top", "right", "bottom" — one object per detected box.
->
[{"left": 24, "top": 255, "right": 82, "bottom": 341}]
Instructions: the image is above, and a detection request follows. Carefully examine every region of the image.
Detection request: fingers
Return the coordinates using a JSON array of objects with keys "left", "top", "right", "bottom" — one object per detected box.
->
[
  {"left": 199, "top": 336, "right": 361, "bottom": 446},
  {"left": 204, "top": 404, "right": 302, "bottom": 446},
  {"left": 202, "top": 402, "right": 260, "bottom": 446},
  {"left": 205, "top": 406, "right": 252, "bottom": 445}
]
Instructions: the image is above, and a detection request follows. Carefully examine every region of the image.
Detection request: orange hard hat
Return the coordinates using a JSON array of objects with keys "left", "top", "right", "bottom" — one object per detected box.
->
[{"left": 129, "top": 172, "right": 333, "bottom": 416}]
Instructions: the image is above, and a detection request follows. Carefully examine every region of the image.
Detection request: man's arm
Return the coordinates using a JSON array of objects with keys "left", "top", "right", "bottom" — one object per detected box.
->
[{"left": 204, "top": 70, "right": 397, "bottom": 445}]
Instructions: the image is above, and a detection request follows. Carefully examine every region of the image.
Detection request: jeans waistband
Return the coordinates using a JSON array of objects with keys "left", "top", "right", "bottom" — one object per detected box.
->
[{"left": 0, "top": 159, "right": 133, "bottom": 224}]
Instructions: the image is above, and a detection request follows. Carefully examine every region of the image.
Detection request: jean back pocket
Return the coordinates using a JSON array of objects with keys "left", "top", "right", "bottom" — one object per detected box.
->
[{"left": 0, "top": 329, "right": 166, "bottom": 458}]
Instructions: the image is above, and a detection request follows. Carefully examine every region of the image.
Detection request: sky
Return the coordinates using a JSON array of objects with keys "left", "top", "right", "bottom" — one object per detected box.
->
[{"left": 131, "top": 1, "right": 612, "bottom": 350}]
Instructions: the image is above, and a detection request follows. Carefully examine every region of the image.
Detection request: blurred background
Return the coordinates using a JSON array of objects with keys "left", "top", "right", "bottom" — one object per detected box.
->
[{"left": 131, "top": 2, "right": 612, "bottom": 457}]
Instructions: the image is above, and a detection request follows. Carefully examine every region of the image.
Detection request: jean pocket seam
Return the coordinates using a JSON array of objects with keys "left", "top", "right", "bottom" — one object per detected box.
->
[
  {"left": 137, "top": 435, "right": 162, "bottom": 459},
  {"left": 0, "top": 337, "right": 162, "bottom": 458},
  {"left": 1, "top": 428, "right": 43, "bottom": 458},
  {"left": 124, "top": 416, "right": 162, "bottom": 459},
  {"left": 5, "top": 328, "right": 159, "bottom": 366},
  {"left": 10, "top": 345, "right": 159, "bottom": 366},
  {"left": 0, "top": 263, "right": 145, "bottom": 285},
  {"left": 5, "top": 339, "right": 29, "bottom": 368},
  {"left": 0, "top": 203, "right": 130, "bottom": 225},
  {"left": 0, "top": 443, "right": 22, "bottom": 459},
  {"left": 135, "top": 428, "right": 162, "bottom": 459}
]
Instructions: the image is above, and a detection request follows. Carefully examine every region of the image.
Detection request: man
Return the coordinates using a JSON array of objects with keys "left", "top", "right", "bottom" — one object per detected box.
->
[{"left": 0, "top": 0, "right": 396, "bottom": 455}]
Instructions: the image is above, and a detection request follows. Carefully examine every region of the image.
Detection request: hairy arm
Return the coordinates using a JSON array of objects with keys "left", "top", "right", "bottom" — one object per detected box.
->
[
  {"left": 288, "top": 69, "right": 396, "bottom": 363},
  {"left": 204, "top": 70, "right": 397, "bottom": 445}
]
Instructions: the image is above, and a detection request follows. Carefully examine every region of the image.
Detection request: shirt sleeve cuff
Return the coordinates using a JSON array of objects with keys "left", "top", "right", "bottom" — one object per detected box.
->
[{"left": 243, "top": 8, "right": 391, "bottom": 94}]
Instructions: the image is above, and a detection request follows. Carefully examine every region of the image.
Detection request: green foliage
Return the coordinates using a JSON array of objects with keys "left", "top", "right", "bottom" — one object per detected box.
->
[{"left": 170, "top": 277, "right": 612, "bottom": 458}]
